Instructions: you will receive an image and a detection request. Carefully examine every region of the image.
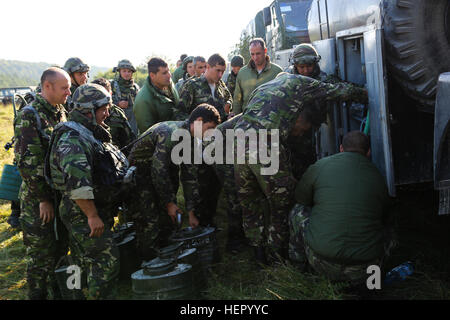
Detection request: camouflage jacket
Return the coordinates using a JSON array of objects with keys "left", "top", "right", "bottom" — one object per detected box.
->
[
  {"left": 111, "top": 77, "right": 140, "bottom": 106},
  {"left": 48, "top": 111, "right": 128, "bottom": 218},
  {"left": 128, "top": 121, "right": 200, "bottom": 212},
  {"left": 174, "top": 75, "right": 232, "bottom": 123},
  {"left": 225, "top": 71, "right": 238, "bottom": 97},
  {"left": 14, "top": 94, "right": 67, "bottom": 202},
  {"left": 105, "top": 104, "right": 136, "bottom": 152},
  {"left": 235, "top": 73, "right": 368, "bottom": 142}
]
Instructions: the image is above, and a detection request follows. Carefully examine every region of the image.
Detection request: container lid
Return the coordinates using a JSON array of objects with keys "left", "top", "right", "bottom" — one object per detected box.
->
[
  {"left": 142, "top": 258, "right": 176, "bottom": 276},
  {"left": 158, "top": 242, "right": 185, "bottom": 258},
  {"left": 171, "top": 227, "right": 216, "bottom": 242}
]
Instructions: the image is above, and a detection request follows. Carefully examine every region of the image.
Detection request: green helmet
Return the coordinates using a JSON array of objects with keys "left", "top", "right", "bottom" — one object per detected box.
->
[
  {"left": 72, "top": 83, "right": 112, "bottom": 114},
  {"left": 292, "top": 44, "right": 321, "bottom": 65},
  {"left": 63, "top": 57, "right": 90, "bottom": 74},
  {"left": 182, "top": 56, "right": 195, "bottom": 71},
  {"left": 116, "top": 59, "right": 136, "bottom": 73},
  {"left": 230, "top": 55, "right": 244, "bottom": 68}
]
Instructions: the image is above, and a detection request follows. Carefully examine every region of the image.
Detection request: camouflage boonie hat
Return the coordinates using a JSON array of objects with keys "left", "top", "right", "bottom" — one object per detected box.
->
[
  {"left": 63, "top": 57, "right": 90, "bottom": 74},
  {"left": 231, "top": 55, "right": 244, "bottom": 67},
  {"left": 72, "top": 83, "right": 112, "bottom": 113},
  {"left": 292, "top": 44, "right": 321, "bottom": 65},
  {"left": 182, "top": 56, "right": 195, "bottom": 71},
  {"left": 117, "top": 59, "right": 136, "bottom": 73}
]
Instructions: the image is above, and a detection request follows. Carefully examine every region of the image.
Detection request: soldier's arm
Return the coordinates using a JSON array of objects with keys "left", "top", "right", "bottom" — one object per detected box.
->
[
  {"left": 303, "top": 80, "right": 368, "bottom": 106},
  {"left": 233, "top": 75, "right": 243, "bottom": 114},
  {"left": 150, "top": 131, "right": 178, "bottom": 208},
  {"left": 14, "top": 110, "right": 53, "bottom": 202},
  {"left": 110, "top": 81, "right": 120, "bottom": 105},
  {"left": 180, "top": 163, "right": 201, "bottom": 228},
  {"left": 295, "top": 162, "right": 319, "bottom": 206},
  {"left": 173, "top": 83, "right": 193, "bottom": 120},
  {"left": 134, "top": 96, "right": 156, "bottom": 134}
]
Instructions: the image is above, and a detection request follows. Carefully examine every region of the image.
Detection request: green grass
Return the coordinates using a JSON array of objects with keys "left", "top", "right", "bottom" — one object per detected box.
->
[{"left": 1, "top": 104, "right": 450, "bottom": 300}]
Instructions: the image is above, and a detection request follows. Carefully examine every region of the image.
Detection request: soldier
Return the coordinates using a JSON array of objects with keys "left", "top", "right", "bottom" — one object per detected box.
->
[
  {"left": 175, "top": 56, "right": 195, "bottom": 93},
  {"left": 63, "top": 57, "right": 90, "bottom": 111},
  {"left": 225, "top": 55, "right": 244, "bottom": 97},
  {"left": 47, "top": 83, "right": 129, "bottom": 300},
  {"left": 234, "top": 73, "right": 368, "bottom": 265},
  {"left": 111, "top": 59, "right": 140, "bottom": 136},
  {"left": 175, "top": 53, "right": 232, "bottom": 122},
  {"left": 14, "top": 67, "right": 71, "bottom": 300},
  {"left": 91, "top": 78, "right": 136, "bottom": 154},
  {"left": 193, "top": 56, "right": 207, "bottom": 78},
  {"left": 204, "top": 114, "right": 248, "bottom": 253},
  {"left": 289, "top": 132, "right": 396, "bottom": 284},
  {"left": 127, "top": 104, "right": 220, "bottom": 261},
  {"left": 287, "top": 43, "right": 339, "bottom": 83},
  {"left": 174, "top": 54, "right": 232, "bottom": 226},
  {"left": 233, "top": 38, "right": 283, "bottom": 114},
  {"left": 133, "top": 58, "right": 179, "bottom": 134},
  {"left": 172, "top": 54, "right": 188, "bottom": 84}
]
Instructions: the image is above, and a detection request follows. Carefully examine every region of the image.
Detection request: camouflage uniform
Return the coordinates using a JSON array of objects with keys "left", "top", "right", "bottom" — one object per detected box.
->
[
  {"left": 111, "top": 60, "right": 140, "bottom": 136},
  {"left": 14, "top": 94, "right": 68, "bottom": 300},
  {"left": 234, "top": 73, "right": 368, "bottom": 255},
  {"left": 206, "top": 114, "right": 246, "bottom": 248},
  {"left": 225, "top": 71, "right": 238, "bottom": 97},
  {"left": 105, "top": 104, "right": 136, "bottom": 154},
  {"left": 63, "top": 57, "right": 90, "bottom": 112},
  {"left": 47, "top": 84, "right": 126, "bottom": 299},
  {"left": 127, "top": 121, "right": 200, "bottom": 261},
  {"left": 289, "top": 204, "right": 383, "bottom": 284},
  {"left": 175, "top": 74, "right": 232, "bottom": 123}
]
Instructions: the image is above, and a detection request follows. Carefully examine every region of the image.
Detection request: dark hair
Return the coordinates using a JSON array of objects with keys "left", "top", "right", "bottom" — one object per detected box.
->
[
  {"left": 189, "top": 103, "right": 221, "bottom": 125},
  {"left": 41, "top": 67, "right": 64, "bottom": 86},
  {"left": 91, "top": 78, "right": 111, "bottom": 93},
  {"left": 180, "top": 54, "right": 188, "bottom": 61},
  {"left": 342, "top": 131, "right": 370, "bottom": 155},
  {"left": 299, "top": 107, "right": 324, "bottom": 128},
  {"left": 207, "top": 54, "right": 226, "bottom": 68},
  {"left": 193, "top": 56, "right": 206, "bottom": 66},
  {"left": 249, "top": 38, "right": 267, "bottom": 50},
  {"left": 148, "top": 58, "right": 168, "bottom": 75}
]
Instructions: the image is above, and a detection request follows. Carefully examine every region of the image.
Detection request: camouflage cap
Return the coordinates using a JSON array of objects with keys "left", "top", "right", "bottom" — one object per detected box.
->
[
  {"left": 63, "top": 57, "right": 90, "bottom": 74},
  {"left": 230, "top": 55, "right": 244, "bottom": 67},
  {"left": 117, "top": 59, "right": 136, "bottom": 73},
  {"left": 72, "top": 83, "right": 112, "bottom": 113},
  {"left": 182, "top": 56, "right": 195, "bottom": 71},
  {"left": 292, "top": 44, "right": 321, "bottom": 65}
]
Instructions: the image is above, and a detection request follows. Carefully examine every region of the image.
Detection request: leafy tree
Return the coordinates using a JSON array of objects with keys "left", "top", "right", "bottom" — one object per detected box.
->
[{"left": 228, "top": 32, "right": 252, "bottom": 66}]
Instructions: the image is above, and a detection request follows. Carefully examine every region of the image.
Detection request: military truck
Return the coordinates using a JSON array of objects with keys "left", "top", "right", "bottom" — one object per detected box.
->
[
  {"left": 303, "top": 0, "right": 450, "bottom": 214},
  {"left": 243, "top": 0, "right": 313, "bottom": 67},
  {"left": 0, "top": 87, "right": 35, "bottom": 105}
]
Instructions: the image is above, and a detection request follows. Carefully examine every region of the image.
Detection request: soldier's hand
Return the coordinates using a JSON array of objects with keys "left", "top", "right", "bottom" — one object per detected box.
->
[
  {"left": 167, "top": 202, "right": 181, "bottom": 224},
  {"left": 39, "top": 201, "right": 54, "bottom": 224},
  {"left": 224, "top": 104, "right": 231, "bottom": 114},
  {"left": 88, "top": 215, "right": 104, "bottom": 238},
  {"left": 118, "top": 101, "right": 129, "bottom": 109},
  {"left": 188, "top": 211, "right": 199, "bottom": 229}
]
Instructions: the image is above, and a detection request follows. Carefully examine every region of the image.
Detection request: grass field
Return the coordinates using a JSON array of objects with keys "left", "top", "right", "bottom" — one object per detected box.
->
[{"left": 1, "top": 104, "right": 450, "bottom": 300}]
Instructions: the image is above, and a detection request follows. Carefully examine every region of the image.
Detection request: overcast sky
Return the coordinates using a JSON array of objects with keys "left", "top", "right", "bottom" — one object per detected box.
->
[{"left": 0, "top": 0, "right": 272, "bottom": 68}]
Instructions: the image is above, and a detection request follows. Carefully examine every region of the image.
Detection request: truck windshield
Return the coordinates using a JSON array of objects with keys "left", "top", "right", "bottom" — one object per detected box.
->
[{"left": 279, "top": 1, "right": 312, "bottom": 31}]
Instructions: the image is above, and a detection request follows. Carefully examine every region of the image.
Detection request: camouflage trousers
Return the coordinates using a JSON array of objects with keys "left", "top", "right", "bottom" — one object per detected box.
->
[
  {"left": 127, "top": 176, "right": 177, "bottom": 262},
  {"left": 20, "top": 197, "right": 69, "bottom": 300},
  {"left": 235, "top": 142, "right": 297, "bottom": 251},
  {"left": 214, "top": 163, "right": 245, "bottom": 239},
  {"left": 196, "top": 163, "right": 222, "bottom": 227},
  {"left": 289, "top": 204, "right": 391, "bottom": 285},
  {"left": 59, "top": 196, "right": 120, "bottom": 300}
]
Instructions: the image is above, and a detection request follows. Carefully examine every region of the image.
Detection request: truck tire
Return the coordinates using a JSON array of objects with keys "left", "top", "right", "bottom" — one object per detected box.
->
[{"left": 383, "top": 0, "right": 450, "bottom": 109}]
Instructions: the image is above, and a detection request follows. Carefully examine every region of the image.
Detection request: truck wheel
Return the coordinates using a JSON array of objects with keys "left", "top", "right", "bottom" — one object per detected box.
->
[{"left": 383, "top": 0, "right": 450, "bottom": 110}]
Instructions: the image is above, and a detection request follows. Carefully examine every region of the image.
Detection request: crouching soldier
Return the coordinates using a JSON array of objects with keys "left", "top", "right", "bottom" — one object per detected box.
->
[
  {"left": 47, "top": 84, "right": 130, "bottom": 299},
  {"left": 127, "top": 104, "right": 220, "bottom": 262},
  {"left": 289, "top": 132, "right": 396, "bottom": 285}
]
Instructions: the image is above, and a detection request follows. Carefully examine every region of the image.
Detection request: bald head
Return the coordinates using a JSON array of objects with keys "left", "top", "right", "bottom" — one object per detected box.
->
[
  {"left": 41, "top": 67, "right": 71, "bottom": 87},
  {"left": 40, "top": 67, "right": 72, "bottom": 106}
]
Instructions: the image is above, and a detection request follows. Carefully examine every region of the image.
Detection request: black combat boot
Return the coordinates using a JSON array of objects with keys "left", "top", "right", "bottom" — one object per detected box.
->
[{"left": 7, "top": 202, "right": 21, "bottom": 229}]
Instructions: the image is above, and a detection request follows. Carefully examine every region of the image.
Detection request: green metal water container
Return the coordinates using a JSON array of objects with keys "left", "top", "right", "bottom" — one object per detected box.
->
[
  {"left": 132, "top": 258, "right": 196, "bottom": 300},
  {"left": 0, "top": 165, "right": 22, "bottom": 201}
]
